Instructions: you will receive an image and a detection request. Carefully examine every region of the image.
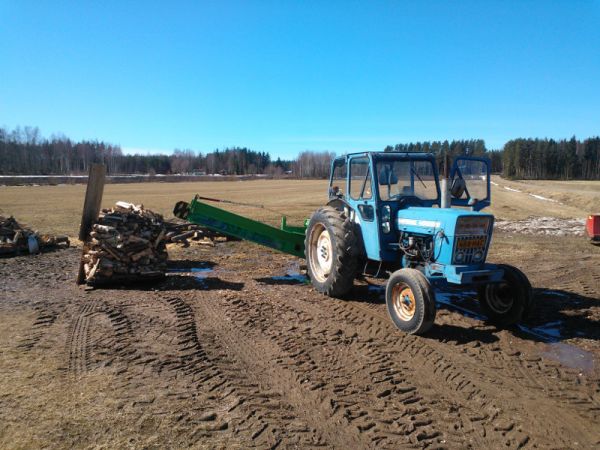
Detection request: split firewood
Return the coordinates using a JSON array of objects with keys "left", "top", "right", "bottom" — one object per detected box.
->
[
  {"left": 164, "top": 218, "right": 238, "bottom": 246},
  {"left": 0, "top": 215, "right": 70, "bottom": 256},
  {"left": 82, "top": 202, "right": 168, "bottom": 284}
]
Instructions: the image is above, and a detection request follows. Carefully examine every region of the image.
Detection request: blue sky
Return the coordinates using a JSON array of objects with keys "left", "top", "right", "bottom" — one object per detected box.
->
[{"left": 1, "top": 1, "right": 599, "bottom": 159}]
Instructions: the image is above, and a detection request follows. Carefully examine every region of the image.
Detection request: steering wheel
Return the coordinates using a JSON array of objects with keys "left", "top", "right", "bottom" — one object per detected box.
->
[{"left": 394, "top": 195, "right": 424, "bottom": 208}]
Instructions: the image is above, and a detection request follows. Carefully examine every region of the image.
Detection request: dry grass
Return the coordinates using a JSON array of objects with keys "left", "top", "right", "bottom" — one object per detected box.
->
[
  {"left": 492, "top": 176, "right": 600, "bottom": 220},
  {"left": 0, "top": 177, "right": 597, "bottom": 239},
  {"left": 0, "top": 180, "right": 329, "bottom": 239}
]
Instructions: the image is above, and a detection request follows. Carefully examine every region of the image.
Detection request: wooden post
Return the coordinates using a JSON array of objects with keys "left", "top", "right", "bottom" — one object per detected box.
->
[{"left": 76, "top": 164, "right": 106, "bottom": 284}]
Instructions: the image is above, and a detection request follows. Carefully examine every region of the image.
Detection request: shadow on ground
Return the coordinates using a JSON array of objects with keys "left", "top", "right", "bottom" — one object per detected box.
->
[
  {"left": 86, "top": 259, "right": 244, "bottom": 292},
  {"left": 343, "top": 282, "right": 600, "bottom": 344}
]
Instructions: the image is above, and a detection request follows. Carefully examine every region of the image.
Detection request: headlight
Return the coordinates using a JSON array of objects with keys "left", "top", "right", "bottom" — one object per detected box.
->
[
  {"left": 381, "top": 205, "right": 391, "bottom": 234},
  {"left": 455, "top": 251, "right": 465, "bottom": 263},
  {"left": 472, "top": 250, "right": 484, "bottom": 262},
  {"left": 381, "top": 205, "right": 391, "bottom": 222}
]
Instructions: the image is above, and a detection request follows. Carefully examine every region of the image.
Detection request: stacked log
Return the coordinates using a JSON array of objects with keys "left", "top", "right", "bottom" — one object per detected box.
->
[
  {"left": 83, "top": 201, "right": 167, "bottom": 284},
  {"left": 0, "top": 215, "right": 69, "bottom": 256}
]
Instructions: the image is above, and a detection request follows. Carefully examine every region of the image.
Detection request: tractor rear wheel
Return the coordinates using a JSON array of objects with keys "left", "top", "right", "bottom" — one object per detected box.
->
[
  {"left": 305, "top": 206, "right": 359, "bottom": 297},
  {"left": 478, "top": 264, "right": 532, "bottom": 326},
  {"left": 385, "top": 269, "right": 436, "bottom": 335}
]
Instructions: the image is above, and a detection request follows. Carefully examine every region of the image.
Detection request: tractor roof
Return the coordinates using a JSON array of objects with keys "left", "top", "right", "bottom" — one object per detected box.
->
[{"left": 336, "top": 151, "right": 436, "bottom": 160}]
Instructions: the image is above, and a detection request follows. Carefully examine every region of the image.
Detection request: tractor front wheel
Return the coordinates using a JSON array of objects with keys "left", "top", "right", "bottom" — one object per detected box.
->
[
  {"left": 385, "top": 269, "right": 436, "bottom": 335},
  {"left": 305, "top": 206, "right": 359, "bottom": 297},
  {"left": 478, "top": 264, "right": 533, "bottom": 326}
]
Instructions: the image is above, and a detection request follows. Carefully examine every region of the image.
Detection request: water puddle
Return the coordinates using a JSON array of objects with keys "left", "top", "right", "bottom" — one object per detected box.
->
[
  {"left": 514, "top": 322, "right": 595, "bottom": 373},
  {"left": 270, "top": 273, "right": 309, "bottom": 284},
  {"left": 266, "top": 262, "right": 309, "bottom": 285},
  {"left": 426, "top": 288, "right": 594, "bottom": 373},
  {"left": 539, "top": 343, "right": 595, "bottom": 373},
  {"left": 167, "top": 265, "right": 214, "bottom": 287},
  {"left": 543, "top": 289, "right": 569, "bottom": 298}
]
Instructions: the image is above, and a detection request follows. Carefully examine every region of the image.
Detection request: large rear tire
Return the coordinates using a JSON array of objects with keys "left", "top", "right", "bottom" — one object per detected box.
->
[
  {"left": 386, "top": 269, "right": 436, "bottom": 335},
  {"left": 305, "top": 206, "right": 359, "bottom": 297},
  {"left": 478, "top": 264, "right": 533, "bottom": 326}
]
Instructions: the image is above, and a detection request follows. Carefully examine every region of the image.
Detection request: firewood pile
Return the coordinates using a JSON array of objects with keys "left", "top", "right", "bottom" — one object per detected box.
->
[
  {"left": 83, "top": 202, "right": 168, "bottom": 284},
  {"left": 165, "top": 219, "right": 237, "bottom": 247},
  {"left": 0, "top": 215, "right": 69, "bottom": 256}
]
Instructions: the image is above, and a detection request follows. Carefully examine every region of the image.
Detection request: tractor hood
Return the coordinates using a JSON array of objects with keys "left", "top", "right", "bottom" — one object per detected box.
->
[{"left": 396, "top": 207, "right": 494, "bottom": 237}]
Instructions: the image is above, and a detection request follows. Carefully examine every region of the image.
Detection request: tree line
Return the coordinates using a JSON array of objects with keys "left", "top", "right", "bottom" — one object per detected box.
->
[
  {"left": 0, "top": 126, "right": 291, "bottom": 176},
  {"left": 2, "top": 126, "right": 599, "bottom": 180},
  {"left": 502, "top": 137, "right": 600, "bottom": 180},
  {"left": 384, "top": 139, "right": 503, "bottom": 173}
]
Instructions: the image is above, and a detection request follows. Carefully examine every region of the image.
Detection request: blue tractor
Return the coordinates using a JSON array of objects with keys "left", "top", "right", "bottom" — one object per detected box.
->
[{"left": 304, "top": 152, "right": 533, "bottom": 335}]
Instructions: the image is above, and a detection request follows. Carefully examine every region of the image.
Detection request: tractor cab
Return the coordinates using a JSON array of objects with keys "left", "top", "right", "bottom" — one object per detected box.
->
[{"left": 329, "top": 152, "right": 491, "bottom": 212}]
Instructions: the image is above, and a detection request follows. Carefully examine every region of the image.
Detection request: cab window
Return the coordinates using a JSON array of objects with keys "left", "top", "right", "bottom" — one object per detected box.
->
[
  {"left": 349, "top": 157, "right": 372, "bottom": 200},
  {"left": 330, "top": 158, "right": 347, "bottom": 197},
  {"left": 377, "top": 160, "right": 438, "bottom": 201}
]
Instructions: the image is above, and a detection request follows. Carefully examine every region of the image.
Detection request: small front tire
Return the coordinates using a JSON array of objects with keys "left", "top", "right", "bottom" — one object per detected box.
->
[{"left": 386, "top": 269, "right": 436, "bottom": 335}]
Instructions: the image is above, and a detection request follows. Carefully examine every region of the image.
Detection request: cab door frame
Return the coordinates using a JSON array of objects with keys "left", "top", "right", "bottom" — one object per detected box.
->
[
  {"left": 346, "top": 154, "right": 381, "bottom": 261},
  {"left": 450, "top": 156, "right": 491, "bottom": 211}
]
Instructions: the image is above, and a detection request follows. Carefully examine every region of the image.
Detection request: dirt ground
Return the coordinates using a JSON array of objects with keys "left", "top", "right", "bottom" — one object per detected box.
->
[{"left": 1, "top": 178, "right": 599, "bottom": 449}]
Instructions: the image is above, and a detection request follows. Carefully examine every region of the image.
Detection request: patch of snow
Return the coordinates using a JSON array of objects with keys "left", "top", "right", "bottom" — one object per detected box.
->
[
  {"left": 494, "top": 216, "right": 586, "bottom": 236},
  {"left": 529, "top": 193, "right": 558, "bottom": 203}
]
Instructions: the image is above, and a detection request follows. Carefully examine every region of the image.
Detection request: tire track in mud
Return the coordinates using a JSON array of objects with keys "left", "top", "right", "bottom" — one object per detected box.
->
[
  {"left": 159, "top": 295, "right": 329, "bottom": 448},
  {"left": 359, "top": 283, "right": 600, "bottom": 423},
  {"left": 66, "top": 300, "right": 138, "bottom": 376},
  {"left": 196, "top": 298, "right": 368, "bottom": 449},
  {"left": 159, "top": 297, "right": 220, "bottom": 380},
  {"left": 18, "top": 303, "right": 60, "bottom": 350},
  {"left": 336, "top": 298, "right": 600, "bottom": 448},
  {"left": 467, "top": 336, "right": 600, "bottom": 423},
  {"left": 66, "top": 300, "right": 98, "bottom": 375},
  {"left": 211, "top": 293, "right": 458, "bottom": 449}
]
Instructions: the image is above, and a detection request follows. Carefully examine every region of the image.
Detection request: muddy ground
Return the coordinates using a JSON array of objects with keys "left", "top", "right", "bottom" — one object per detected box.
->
[{"left": 1, "top": 232, "right": 599, "bottom": 449}]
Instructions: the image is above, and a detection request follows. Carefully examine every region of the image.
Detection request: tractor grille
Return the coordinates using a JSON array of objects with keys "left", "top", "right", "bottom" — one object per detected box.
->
[{"left": 453, "top": 235, "right": 488, "bottom": 264}]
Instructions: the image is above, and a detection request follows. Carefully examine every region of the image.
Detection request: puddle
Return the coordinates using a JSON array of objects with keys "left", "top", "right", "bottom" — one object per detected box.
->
[
  {"left": 543, "top": 289, "right": 569, "bottom": 298},
  {"left": 434, "top": 290, "right": 595, "bottom": 373},
  {"left": 539, "top": 343, "right": 595, "bottom": 373},
  {"left": 267, "top": 262, "right": 309, "bottom": 285},
  {"left": 270, "top": 273, "right": 309, "bottom": 284},
  {"left": 520, "top": 321, "right": 563, "bottom": 340},
  {"left": 168, "top": 267, "right": 213, "bottom": 274},
  {"left": 167, "top": 265, "right": 213, "bottom": 287}
]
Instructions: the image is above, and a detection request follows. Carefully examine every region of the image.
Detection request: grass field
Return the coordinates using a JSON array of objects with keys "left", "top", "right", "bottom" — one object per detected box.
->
[{"left": 0, "top": 176, "right": 598, "bottom": 239}]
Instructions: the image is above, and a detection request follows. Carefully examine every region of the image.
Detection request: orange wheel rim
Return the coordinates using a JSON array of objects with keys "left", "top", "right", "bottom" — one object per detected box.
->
[{"left": 392, "top": 283, "right": 416, "bottom": 321}]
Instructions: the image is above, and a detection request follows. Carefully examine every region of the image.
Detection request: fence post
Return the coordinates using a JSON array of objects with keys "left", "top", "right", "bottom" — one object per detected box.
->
[{"left": 76, "top": 164, "right": 106, "bottom": 284}]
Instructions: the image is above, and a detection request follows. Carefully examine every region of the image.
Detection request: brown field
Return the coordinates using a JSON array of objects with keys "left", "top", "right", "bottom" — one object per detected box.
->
[
  {"left": 1, "top": 178, "right": 600, "bottom": 449},
  {"left": 1, "top": 175, "right": 597, "bottom": 238}
]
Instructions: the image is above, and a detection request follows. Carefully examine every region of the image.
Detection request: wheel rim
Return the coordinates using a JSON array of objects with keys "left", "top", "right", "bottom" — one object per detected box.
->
[
  {"left": 392, "top": 282, "right": 416, "bottom": 321},
  {"left": 487, "top": 283, "right": 514, "bottom": 314},
  {"left": 309, "top": 224, "right": 333, "bottom": 283}
]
